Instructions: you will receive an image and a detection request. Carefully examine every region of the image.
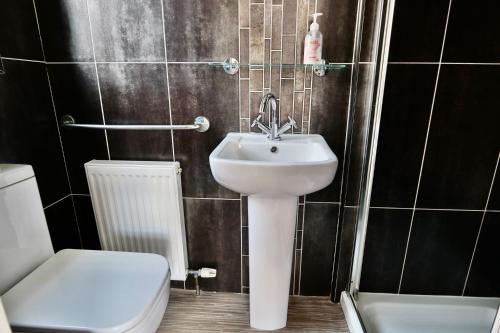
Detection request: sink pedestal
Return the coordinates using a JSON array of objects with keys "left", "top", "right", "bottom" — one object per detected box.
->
[{"left": 248, "top": 194, "right": 297, "bottom": 330}]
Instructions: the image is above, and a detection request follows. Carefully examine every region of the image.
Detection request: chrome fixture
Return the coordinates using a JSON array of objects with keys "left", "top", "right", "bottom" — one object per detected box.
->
[
  {"left": 60, "top": 115, "right": 210, "bottom": 132},
  {"left": 251, "top": 93, "right": 297, "bottom": 140}
]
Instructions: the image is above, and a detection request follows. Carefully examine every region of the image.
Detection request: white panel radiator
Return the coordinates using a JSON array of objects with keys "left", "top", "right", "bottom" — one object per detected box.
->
[{"left": 84, "top": 160, "right": 188, "bottom": 280}]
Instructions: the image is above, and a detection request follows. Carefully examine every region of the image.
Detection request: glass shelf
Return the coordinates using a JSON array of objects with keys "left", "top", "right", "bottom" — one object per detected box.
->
[{"left": 208, "top": 58, "right": 346, "bottom": 77}]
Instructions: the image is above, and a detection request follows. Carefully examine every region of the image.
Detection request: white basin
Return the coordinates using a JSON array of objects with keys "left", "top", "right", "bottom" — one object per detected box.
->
[
  {"left": 209, "top": 133, "right": 338, "bottom": 331},
  {"left": 210, "top": 133, "right": 338, "bottom": 196}
]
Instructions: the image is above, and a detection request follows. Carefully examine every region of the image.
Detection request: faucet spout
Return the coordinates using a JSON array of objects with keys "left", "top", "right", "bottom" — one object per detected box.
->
[{"left": 252, "top": 93, "right": 296, "bottom": 140}]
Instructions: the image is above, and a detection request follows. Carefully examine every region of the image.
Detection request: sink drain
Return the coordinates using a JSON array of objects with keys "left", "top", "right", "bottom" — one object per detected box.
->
[{"left": 270, "top": 146, "right": 278, "bottom": 153}]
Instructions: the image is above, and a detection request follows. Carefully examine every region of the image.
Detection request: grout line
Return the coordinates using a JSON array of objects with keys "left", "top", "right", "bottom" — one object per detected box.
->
[
  {"left": 85, "top": 0, "right": 111, "bottom": 160},
  {"left": 69, "top": 194, "right": 84, "bottom": 248},
  {"left": 0, "top": 57, "right": 45, "bottom": 64},
  {"left": 43, "top": 194, "right": 71, "bottom": 210},
  {"left": 160, "top": 0, "right": 176, "bottom": 161},
  {"left": 462, "top": 152, "right": 499, "bottom": 295},
  {"left": 371, "top": 206, "right": 487, "bottom": 212},
  {"left": 397, "top": 0, "right": 453, "bottom": 294},
  {"left": 72, "top": 193, "right": 91, "bottom": 196},
  {"left": 31, "top": 0, "right": 46, "bottom": 61},
  {"left": 182, "top": 197, "right": 241, "bottom": 201},
  {"left": 238, "top": 1, "right": 244, "bottom": 294},
  {"left": 305, "top": 201, "right": 341, "bottom": 205}
]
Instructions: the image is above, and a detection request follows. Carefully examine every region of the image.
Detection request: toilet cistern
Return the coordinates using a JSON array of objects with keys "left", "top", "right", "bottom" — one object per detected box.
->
[{"left": 251, "top": 93, "right": 297, "bottom": 140}]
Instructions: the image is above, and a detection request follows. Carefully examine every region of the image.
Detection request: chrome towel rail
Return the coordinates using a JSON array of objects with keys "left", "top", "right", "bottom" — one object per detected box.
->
[{"left": 60, "top": 115, "right": 210, "bottom": 132}]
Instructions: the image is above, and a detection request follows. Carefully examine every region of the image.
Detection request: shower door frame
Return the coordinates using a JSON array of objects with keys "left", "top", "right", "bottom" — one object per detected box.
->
[{"left": 348, "top": 0, "right": 395, "bottom": 298}]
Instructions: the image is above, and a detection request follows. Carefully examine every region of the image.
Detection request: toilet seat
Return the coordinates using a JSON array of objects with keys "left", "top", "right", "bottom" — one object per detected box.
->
[{"left": 2, "top": 249, "right": 170, "bottom": 333}]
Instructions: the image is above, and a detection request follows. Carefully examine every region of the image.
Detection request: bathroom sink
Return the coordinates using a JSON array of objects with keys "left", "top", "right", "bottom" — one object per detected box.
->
[
  {"left": 209, "top": 132, "right": 338, "bottom": 330},
  {"left": 209, "top": 133, "right": 338, "bottom": 196}
]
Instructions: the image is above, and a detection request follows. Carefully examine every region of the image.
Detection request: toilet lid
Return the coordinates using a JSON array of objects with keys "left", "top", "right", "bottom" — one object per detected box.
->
[{"left": 2, "top": 249, "right": 169, "bottom": 333}]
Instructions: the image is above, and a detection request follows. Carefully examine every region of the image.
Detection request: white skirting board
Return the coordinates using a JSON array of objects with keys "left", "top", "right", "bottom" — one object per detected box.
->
[{"left": 85, "top": 160, "right": 188, "bottom": 280}]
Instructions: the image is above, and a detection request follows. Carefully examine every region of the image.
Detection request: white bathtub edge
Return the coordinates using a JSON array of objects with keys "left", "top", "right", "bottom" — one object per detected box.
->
[{"left": 341, "top": 291, "right": 365, "bottom": 333}]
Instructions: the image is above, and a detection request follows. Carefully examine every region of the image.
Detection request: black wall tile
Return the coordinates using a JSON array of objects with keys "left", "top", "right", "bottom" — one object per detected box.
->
[
  {"left": 183, "top": 199, "right": 241, "bottom": 293},
  {"left": 317, "top": 0, "right": 358, "bottom": 63},
  {"left": 360, "top": 208, "right": 412, "bottom": 293},
  {"left": 35, "top": 0, "right": 94, "bottom": 62},
  {"left": 332, "top": 207, "right": 358, "bottom": 302},
  {"left": 87, "top": 0, "right": 165, "bottom": 62},
  {"left": 417, "top": 66, "right": 500, "bottom": 209},
  {"left": 73, "top": 195, "right": 101, "bottom": 250},
  {"left": 400, "top": 210, "right": 481, "bottom": 295},
  {"left": 97, "top": 63, "right": 173, "bottom": 161},
  {"left": 370, "top": 65, "right": 438, "bottom": 207},
  {"left": 300, "top": 203, "right": 339, "bottom": 296},
  {"left": 308, "top": 67, "right": 352, "bottom": 202},
  {"left": 464, "top": 212, "right": 500, "bottom": 297},
  {"left": 443, "top": 0, "right": 500, "bottom": 63},
  {"left": 0, "top": 60, "right": 69, "bottom": 206},
  {"left": 0, "top": 1, "right": 44, "bottom": 60},
  {"left": 168, "top": 64, "right": 239, "bottom": 199},
  {"left": 163, "top": 0, "right": 238, "bottom": 62},
  {"left": 487, "top": 159, "right": 500, "bottom": 211},
  {"left": 389, "top": 0, "right": 449, "bottom": 62},
  {"left": 48, "top": 64, "right": 108, "bottom": 194},
  {"left": 44, "top": 196, "right": 82, "bottom": 251}
]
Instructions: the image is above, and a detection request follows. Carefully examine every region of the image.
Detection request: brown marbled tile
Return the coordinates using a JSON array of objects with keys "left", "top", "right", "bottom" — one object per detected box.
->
[
  {"left": 87, "top": 0, "right": 165, "bottom": 61},
  {"left": 242, "top": 254, "right": 249, "bottom": 286},
  {"left": 302, "top": 121, "right": 309, "bottom": 134},
  {"left": 240, "top": 28, "right": 250, "bottom": 78},
  {"left": 271, "top": 5, "right": 282, "bottom": 50},
  {"left": 249, "top": 69, "right": 264, "bottom": 91},
  {"left": 283, "top": 0, "right": 297, "bottom": 35},
  {"left": 242, "top": 196, "right": 249, "bottom": 226},
  {"left": 282, "top": 36, "right": 296, "bottom": 63},
  {"left": 168, "top": 64, "right": 239, "bottom": 198},
  {"left": 264, "top": 39, "right": 271, "bottom": 88},
  {"left": 250, "top": 92, "right": 263, "bottom": 132},
  {"left": 242, "top": 226, "right": 249, "bottom": 255},
  {"left": 240, "top": 118, "right": 251, "bottom": 132},
  {"left": 183, "top": 199, "right": 241, "bottom": 292},
  {"left": 273, "top": 0, "right": 283, "bottom": 4},
  {"left": 251, "top": 0, "right": 264, "bottom": 3},
  {"left": 250, "top": 3, "right": 265, "bottom": 63},
  {"left": 292, "top": 91, "right": 304, "bottom": 133},
  {"left": 270, "top": 51, "right": 282, "bottom": 97},
  {"left": 96, "top": 63, "right": 174, "bottom": 161},
  {"left": 293, "top": 250, "right": 302, "bottom": 295},
  {"left": 240, "top": 0, "right": 250, "bottom": 28},
  {"left": 280, "top": 79, "right": 294, "bottom": 123},
  {"left": 305, "top": 65, "right": 313, "bottom": 88},
  {"left": 303, "top": 88, "right": 311, "bottom": 120},
  {"left": 240, "top": 79, "right": 250, "bottom": 118},
  {"left": 264, "top": 0, "right": 272, "bottom": 38},
  {"left": 164, "top": 0, "right": 238, "bottom": 62}
]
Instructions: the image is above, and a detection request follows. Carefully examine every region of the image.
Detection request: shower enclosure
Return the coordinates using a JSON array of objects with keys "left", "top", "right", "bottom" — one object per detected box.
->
[{"left": 342, "top": 0, "right": 500, "bottom": 332}]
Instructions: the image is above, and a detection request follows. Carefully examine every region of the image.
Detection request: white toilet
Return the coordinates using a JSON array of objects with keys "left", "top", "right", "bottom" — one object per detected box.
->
[{"left": 0, "top": 164, "right": 171, "bottom": 333}]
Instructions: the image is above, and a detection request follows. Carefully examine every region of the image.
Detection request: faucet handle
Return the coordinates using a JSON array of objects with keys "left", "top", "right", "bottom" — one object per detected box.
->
[
  {"left": 287, "top": 116, "right": 297, "bottom": 128},
  {"left": 251, "top": 114, "right": 263, "bottom": 127}
]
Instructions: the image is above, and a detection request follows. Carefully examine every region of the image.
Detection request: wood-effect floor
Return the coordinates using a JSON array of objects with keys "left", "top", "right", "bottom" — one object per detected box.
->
[{"left": 159, "top": 289, "right": 349, "bottom": 332}]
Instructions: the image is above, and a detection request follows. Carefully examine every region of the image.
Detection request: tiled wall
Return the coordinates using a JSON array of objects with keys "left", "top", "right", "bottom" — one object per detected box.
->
[
  {"left": 360, "top": 0, "right": 500, "bottom": 297},
  {"left": 1, "top": 0, "right": 368, "bottom": 298},
  {"left": 0, "top": 1, "right": 82, "bottom": 251}
]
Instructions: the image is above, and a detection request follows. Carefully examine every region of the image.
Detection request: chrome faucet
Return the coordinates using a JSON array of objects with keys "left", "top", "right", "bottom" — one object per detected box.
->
[{"left": 251, "top": 93, "right": 297, "bottom": 140}]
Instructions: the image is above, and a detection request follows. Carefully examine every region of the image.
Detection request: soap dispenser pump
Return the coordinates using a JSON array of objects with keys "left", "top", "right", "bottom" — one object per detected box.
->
[{"left": 303, "top": 13, "right": 323, "bottom": 64}]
